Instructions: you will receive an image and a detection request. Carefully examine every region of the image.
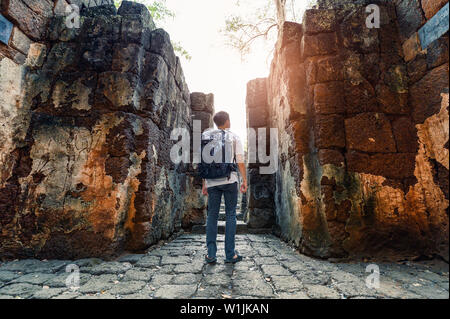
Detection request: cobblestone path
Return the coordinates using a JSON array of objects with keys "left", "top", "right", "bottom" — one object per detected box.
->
[{"left": 0, "top": 234, "right": 448, "bottom": 299}]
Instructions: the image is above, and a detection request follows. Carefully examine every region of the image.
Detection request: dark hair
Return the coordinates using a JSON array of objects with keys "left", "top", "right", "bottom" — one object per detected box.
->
[{"left": 213, "top": 111, "right": 230, "bottom": 127}]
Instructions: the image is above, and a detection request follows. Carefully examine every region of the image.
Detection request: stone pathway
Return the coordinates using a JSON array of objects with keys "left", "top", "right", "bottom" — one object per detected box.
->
[{"left": 0, "top": 234, "right": 448, "bottom": 299}]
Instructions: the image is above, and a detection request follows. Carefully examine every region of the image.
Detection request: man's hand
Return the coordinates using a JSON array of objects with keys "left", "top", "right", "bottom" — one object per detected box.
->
[
  {"left": 202, "top": 181, "right": 208, "bottom": 196},
  {"left": 240, "top": 179, "right": 248, "bottom": 193}
]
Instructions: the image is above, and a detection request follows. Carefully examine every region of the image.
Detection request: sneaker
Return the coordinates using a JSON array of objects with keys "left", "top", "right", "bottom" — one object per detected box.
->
[
  {"left": 225, "top": 251, "right": 243, "bottom": 264},
  {"left": 205, "top": 255, "right": 217, "bottom": 264}
]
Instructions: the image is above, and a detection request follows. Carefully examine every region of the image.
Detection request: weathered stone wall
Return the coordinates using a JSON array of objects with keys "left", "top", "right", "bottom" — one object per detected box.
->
[
  {"left": 0, "top": 1, "right": 207, "bottom": 260},
  {"left": 181, "top": 92, "right": 215, "bottom": 230},
  {"left": 247, "top": 1, "right": 449, "bottom": 260},
  {"left": 246, "top": 79, "right": 276, "bottom": 230}
]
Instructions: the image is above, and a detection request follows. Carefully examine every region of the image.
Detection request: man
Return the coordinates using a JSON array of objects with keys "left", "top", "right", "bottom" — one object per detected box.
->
[{"left": 202, "top": 111, "right": 247, "bottom": 264}]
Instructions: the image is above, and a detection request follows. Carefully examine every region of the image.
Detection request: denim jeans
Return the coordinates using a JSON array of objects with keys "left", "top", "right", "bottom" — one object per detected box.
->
[{"left": 206, "top": 182, "right": 238, "bottom": 261}]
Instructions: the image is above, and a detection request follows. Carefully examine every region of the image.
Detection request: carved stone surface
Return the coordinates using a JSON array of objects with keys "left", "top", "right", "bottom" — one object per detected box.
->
[
  {"left": 0, "top": 1, "right": 198, "bottom": 259},
  {"left": 248, "top": 2, "right": 449, "bottom": 260}
]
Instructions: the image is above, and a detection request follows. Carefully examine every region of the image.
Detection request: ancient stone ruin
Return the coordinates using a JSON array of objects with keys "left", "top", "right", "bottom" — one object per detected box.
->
[
  {"left": 0, "top": 0, "right": 449, "bottom": 263},
  {"left": 247, "top": 0, "right": 449, "bottom": 260},
  {"left": 0, "top": 0, "right": 213, "bottom": 259}
]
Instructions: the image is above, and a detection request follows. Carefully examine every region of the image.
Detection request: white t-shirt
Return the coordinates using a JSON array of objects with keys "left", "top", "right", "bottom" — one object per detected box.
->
[{"left": 201, "top": 128, "right": 245, "bottom": 188}]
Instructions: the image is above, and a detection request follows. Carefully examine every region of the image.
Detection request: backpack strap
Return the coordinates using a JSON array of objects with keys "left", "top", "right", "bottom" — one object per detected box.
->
[{"left": 220, "top": 129, "right": 226, "bottom": 164}]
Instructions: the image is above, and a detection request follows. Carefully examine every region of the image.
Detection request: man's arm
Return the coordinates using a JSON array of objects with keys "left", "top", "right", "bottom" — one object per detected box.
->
[
  {"left": 202, "top": 179, "right": 208, "bottom": 196},
  {"left": 235, "top": 136, "right": 247, "bottom": 193},
  {"left": 237, "top": 161, "right": 247, "bottom": 193}
]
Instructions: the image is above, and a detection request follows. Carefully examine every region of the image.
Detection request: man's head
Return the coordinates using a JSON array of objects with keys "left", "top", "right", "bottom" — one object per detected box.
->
[{"left": 213, "top": 111, "right": 230, "bottom": 129}]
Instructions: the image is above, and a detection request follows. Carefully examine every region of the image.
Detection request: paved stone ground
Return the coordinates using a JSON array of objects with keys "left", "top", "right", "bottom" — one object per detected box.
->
[{"left": 0, "top": 234, "right": 448, "bottom": 299}]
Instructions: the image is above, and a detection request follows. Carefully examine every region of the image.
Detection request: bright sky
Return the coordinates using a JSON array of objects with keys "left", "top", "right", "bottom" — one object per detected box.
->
[
  {"left": 158, "top": 0, "right": 271, "bottom": 142},
  {"left": 158, "top": 0, "right": 308, "bottom": 142}
]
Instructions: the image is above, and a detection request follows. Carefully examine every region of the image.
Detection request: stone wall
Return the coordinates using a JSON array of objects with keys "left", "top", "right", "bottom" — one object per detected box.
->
[
  {"left": 247, "top": 1, "right": 449, "bottom": 260},
  {"left": 181, "top": 92, "right": 215, "bottom": 230},
  {"left": 246, "top": 79, "right": 276, "bottom": 230},
  {"left": 0, "top": 1, "right": 207, "bottom": 260}
]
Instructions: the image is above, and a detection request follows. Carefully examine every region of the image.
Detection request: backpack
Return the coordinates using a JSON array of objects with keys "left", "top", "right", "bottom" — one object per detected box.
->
[{"left": 198, "top": 130, "right": 237, "bottom": 180}]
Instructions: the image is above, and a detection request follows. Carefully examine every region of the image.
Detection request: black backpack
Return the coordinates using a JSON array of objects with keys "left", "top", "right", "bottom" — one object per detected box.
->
[{"left": 198, "top": 130, "right": 237, "bottom": 180}]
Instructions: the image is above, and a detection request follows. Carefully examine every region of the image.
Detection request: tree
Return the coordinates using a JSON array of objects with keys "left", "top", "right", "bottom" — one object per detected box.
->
[
  {"left": 275, "top": 0, "right": 287, "bottom": 28},
  {"left": 114, "top": 0, "right": 191, "bottom": 60},
  {"left": 223, "top": 0, "right": 309, "bottom": 57}
]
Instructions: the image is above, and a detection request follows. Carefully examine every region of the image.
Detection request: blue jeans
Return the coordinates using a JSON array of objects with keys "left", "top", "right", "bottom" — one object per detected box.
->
[{"left": 206, "top": 182, "right": 238, "bottom": 261}]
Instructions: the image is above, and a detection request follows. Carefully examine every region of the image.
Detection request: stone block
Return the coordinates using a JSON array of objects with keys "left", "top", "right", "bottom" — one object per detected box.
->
[
  {"left": 379, "top": 22, "right": 403, "bottom": 58},
  {"left": 280, "top": 33, "right": 303, "bottom": 67},
  {"left": 407, "top": 53, "right": 428, "bottom": 84},
  {"left": 315, "top": 114, "right": 345, "bottom": 149},
  {"left": 118, "top": 0, "right": 154, "bottom": 29},
  {"left": 247, "top": 208, "right": 275, "bottom": 229},
  {"left": 205, "top": 94, "right": 214, "bottom": 114},
  {"left": 376, "top": 84, "right": 409, "bottom": 115},
  {"left": 345, "top": 113, "right": 397, "bottom": 153},
  {"left": 2, "top": 0, "right": 50, "bottom": 40},
  {"left": 421, "top": 0, "right": 449, "bottom": 19},
  {"left": 402, "top": 33, "right": 422, "bottom": 62},
  {"left": 396, "top": 0, "right": 426, "bottom": 41},
  {"left": 48, "top": 16, "right": 82, "bottom": 42},
  {"left": 105, "top": 156, "right": 132, "bottom": 184},
  {"left": 149, "top": 28, "right": 176, "bottom": 73},
  {"left": 141, "top": 52, "right": 169, "bottom": 86},
  {"left": 9, "top": 26, "right": 31, "bottom": 55},
  {"left": 346, "top": 151, "right": 416, "bottom": 179},
  {"left": 53, "top": 0, "right": 70, "bottom": 16},
  {"left": 306, "top": 56, "right": 343, "bottom": 85},
  {"left": 410, "top": 63, "right": 449, "bottom": 123},
  {"left": 302, "top": 32, "right": 337, "bottom": 58},
  {"left": 340, "top": 6, "right": 379, "bottom": 54},
  {"left": 246, "top": 78, "right": 268, "bottom": 109},
  {"left": 313, "top": 81, "right": 345, "bottom": 114},
  {"left": 290, "top": 118, "right": 311, "bottom": 154},
  {"left": 0, "top": 42, "right": 26, "bottom": 64},
  {"left": 80, "top": 15, "right": 121, "bottom": 42},
  {"left": 282, "top": 63, "right": 307, "bottom": 116},
  {"left": 21, "top": 0, "right": 53, "bottom": 16},
  {"left": 51, "top": 72, "right": 97, "bottom": 113},
  {"left": 112, "top": 43, "right": 143, "bottom": 74},
  {"left": 391, "top": 117, "right": 419, "bottom": 153},
  {"left": 247, "top": 105, "right": 267, "bottom": 128},
  {"left": 381, "top": 64, "right": 409, "bottom": 94},
  {"left": 96, "top": 71, "right": 140, "bottom": 111},
  {"left": 121, "top": 15, "right": 151, "bottom": 47},
  {"left": 83, "top": 39, "right": 118, "bottom": 72},
  {"left": 318, "top": 149, "right": 345, "bottom": 167},
  {"left": 175, "top": 56, "right": 191, "bottom": 104},
  {"left": 426, "top": 35, "right": 449, "bottom": 69},
  {"left": 80, "top": 2, "right": 117, "bottom": 17},
  {"left": 278, "top": 21, "right": 302, "bottom": 50},
  {"left": 25, "top": 43, "right": 47, "bottom": 68},
  {"left": 192, "top": 111, "right": 213, "bottom": 133},
  {"left": 190, "top": 92, "right": 214, "bottom": 113},
  {"left": 248, "top": 179, "right": 274, "bottom": 209},
  {"left": 302, "top": 9, "right": 336, "bottom": 35}
]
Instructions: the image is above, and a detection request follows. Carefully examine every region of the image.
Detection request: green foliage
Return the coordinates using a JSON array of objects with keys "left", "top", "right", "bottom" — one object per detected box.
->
[
  {"left": 114, "top": 0, "right": 191, "bottom": 60},
  {"left": 172, "top": 41, "right": 192, "bottom": 61}
]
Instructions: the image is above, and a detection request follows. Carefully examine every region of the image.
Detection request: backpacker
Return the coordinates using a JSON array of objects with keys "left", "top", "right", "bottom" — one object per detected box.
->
[{"left": 198, "top": 130, "right": 237, "bottom": 180}]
